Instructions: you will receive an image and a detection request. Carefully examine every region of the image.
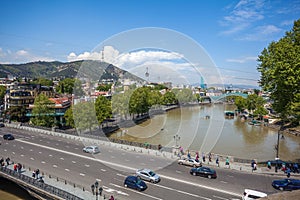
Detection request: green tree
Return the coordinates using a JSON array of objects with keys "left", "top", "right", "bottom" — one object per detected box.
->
[
  {"left": 64, "top": 107, "right": 75, "bottom": 128},
  {"left": 258, "top": 19, "right": 300, "bottom": 122},
  {"left": 161, "top": 91, "right": 177, "bottom": 105},
  {"left": 97, "top": 84, "right": 112, "bottom": 91},
  {"left": 31, "top": 94, "right": 55, "bottom": 127},
  {"left": 129, "top": 87, "right": 150, "bottom": 115},
  {"left": 30, "top": 78, "right": 53, "bottom": 86},
  {"left": 234, "top": 96, "right": 247, "bottom": 111},
  {"left": 56, "top": 78, "right": 84, "bottom": 96},
  {"left": 112, "top": 90, "right": 133, "bottom": 120},
  {"left": 95, "top": 95, "right": 112, "bottom": 124},
  {"left": 148, "top": 90, "right": 162, "bottom": 107},
  {"left": 0, "top": 85, "right": 6, "bottom": 100},
  {"left": 246, "top": 94, "right": 265, "bottom": 114},
  {"left": 174, "top": 88, "right": 196, "bottom": 104},
  {"left": 73, "top": 101, "right": 98, "bottom": 132}
]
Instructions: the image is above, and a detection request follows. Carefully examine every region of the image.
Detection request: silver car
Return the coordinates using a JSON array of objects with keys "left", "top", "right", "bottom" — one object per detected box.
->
[
  {"left": 136, "top": 169, "right": 161, "bottom": 183},
  {"left": 83, "top": 146, "right": 100, "bottom": 154},
  {"left": 178, "top": 158, "right": 202, "bottom": 167}
]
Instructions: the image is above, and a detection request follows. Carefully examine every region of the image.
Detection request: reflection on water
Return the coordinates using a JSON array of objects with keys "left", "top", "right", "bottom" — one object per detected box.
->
[
  {"left": 0, "top": 177, "right": 38, "bottom": 200},
  {"left": 109, "top": 104, "right": 300, "bottom": 161}
]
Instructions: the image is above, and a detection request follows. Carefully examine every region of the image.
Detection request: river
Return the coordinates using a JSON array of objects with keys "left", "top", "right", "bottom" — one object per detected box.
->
[{"left": 109, "top": 104, "right": 300, "bottom": 161}]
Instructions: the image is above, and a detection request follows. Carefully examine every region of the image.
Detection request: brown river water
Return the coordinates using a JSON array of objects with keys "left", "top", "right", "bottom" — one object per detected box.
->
[{"left": 109, "top": 104, "right": 300, "bottom": 162}]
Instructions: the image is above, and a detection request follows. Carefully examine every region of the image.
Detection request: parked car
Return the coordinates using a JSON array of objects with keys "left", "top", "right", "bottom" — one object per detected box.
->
[
  {"left": 0, "top": 123, "right": 4, "bottom": 127},
  {"left": 242, "top": 189, "right": 267, "bottom": 200},
  {"left": 136, "top": 168, "right": 161, "bottom": 183},
  {"left": 3, "top": 133, "right": 14, "bottom": 140},
  {"left": 124, "top": 176, "right": 147, "bottom": 191},
  {"left": 82, "top": 146, "right": 100, "bottom": 154},
  {"left": 272, "top": 178, "right": 300, "bottom": 191},
  {"left": 178, "top": 158, "right": 202, "bottom": 167},
  {"left": 190, "top": 166, "right": 217, "bottom": 179}
]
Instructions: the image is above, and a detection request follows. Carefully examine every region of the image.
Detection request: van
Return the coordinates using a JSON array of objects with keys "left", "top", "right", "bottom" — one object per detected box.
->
[{"left": 242, "top": 189, "right": 267, "bottom": 200}]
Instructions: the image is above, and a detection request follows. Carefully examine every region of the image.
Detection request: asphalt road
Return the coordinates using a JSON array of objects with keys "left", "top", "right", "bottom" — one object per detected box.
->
[{"left": 0, "top": 127, "right": 279, "bottom": 200}]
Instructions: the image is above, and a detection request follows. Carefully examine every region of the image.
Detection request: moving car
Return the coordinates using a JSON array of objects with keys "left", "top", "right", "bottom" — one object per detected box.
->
[
  {"left": 136, "top": 168, "right": 161, "bottom": 183},
  {"left": 3, "top": 133, "right": 14, "bottom": 140},
  {"left": 272, "top": 178, "right": 300, "bottom": 191},
  {"left": 82, "top": 146, "right": 100, "bottom": 154},
  {"left": 242, "top": 189, "right": 267, "bottom": 200},
  {"left": 178, "top": 158, "right": 202, "bottom": 167},
  {"left": 124, "top": 176, "right": 147, "bottom": 191},
  {"left": 190, "top": 166, "right": 217, "bottom": 179}
]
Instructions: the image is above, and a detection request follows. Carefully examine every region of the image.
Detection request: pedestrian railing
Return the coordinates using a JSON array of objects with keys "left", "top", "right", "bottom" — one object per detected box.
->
[{"left": 0, "top": 166, "right": 84, "bottom": 200}]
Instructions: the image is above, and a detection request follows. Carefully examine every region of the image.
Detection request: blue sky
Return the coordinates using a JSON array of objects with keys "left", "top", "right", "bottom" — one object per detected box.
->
[{"left": 0, "top": 0, "right": 299, "bottom": 87}]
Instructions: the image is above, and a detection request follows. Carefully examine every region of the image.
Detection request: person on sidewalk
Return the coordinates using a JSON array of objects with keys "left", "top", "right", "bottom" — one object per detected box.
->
[
  {"left": 225, "top": 157, "right": 230, "bottom": 168},
  {"left": 267, "top": 160, "right": 271, "bottom": 170},
  {"left": 187, "top": 151, "right": 191, "bottom": 159},
  {"left": 216, "top": 156, "right": 219, "bottom": 167},
  {"left": 286, "top": 168, "right": 291, "bottom": 178},
  {"left": 109, "top": 195, "right": 114, "bottom": 200},
  {"left": 5, "top": 157, "right": 10, "bottom": 166}
]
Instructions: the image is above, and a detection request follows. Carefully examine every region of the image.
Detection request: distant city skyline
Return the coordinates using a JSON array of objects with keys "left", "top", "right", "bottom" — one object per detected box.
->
[{"left": 1, "top": 0, "right": 299, "bottom": 86}]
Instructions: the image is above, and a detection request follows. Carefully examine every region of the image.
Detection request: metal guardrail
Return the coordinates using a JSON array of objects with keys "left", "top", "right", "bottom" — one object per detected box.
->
[{"left": 0, "top": 166, "right": 83, "bottom": 200}]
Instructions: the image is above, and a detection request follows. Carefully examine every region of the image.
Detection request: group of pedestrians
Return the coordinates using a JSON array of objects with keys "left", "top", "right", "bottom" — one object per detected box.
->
[{"left": 0, "top": 157, "right": 10, "bottom": 166}]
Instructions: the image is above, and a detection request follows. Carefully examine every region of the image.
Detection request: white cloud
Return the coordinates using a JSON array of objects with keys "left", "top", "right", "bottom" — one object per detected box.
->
[
  {"left": 237, "top": 25, "right": 282, "bottom": 41},
  {"left": 220, "top": 0, "right": 265, "bottom": 35},
  {"left": 226, "top": 56, "right": 257, "bottom": 63},
  {"left": 0, "top": 48, "right": 54, "bottom": 64}
]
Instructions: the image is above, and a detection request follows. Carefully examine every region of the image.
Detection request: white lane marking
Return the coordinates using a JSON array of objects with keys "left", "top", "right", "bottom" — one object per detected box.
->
[
  {"left": 60, "top": 157, "right": 64, "bottom": 160},
  {"left": 110, "top": 183, "right": 160, "bottom": 199},
  {"left": 150, "top": 159, "right": 155, "bottom": 161},
  {"left": 85, "top": 164, "right": 90, "bottom": 167},
  {"left": 30, "top": 149, "right": 33, "bottom": 151},
  {"left": 152, "top": 183, "right": 210, "bottom": 199},
  {"left": 141, "top": 163, "right": 146, "bottom": 165},
  {"left": 21, "top": 146, "right": 24, "bottom": 149},
  {"left": 213, "top": 195, "right": 229, "bottom": 200},
  {"left": 227, "top": 175, "right": 234, "bottom": 178},
  {"left": 96, "top": 178, "right": 101, "bottom": 182},
  {"left": 15, "top": 139, "right": 240, "bottom": 197},
  {"left": 12, "top": 152, "right": 15, "bottom": 154},
  {"left": 30, "top": 157, "right": 34, "bottom": 160},
  {"left": 20, "top": 154, "right": 24, "bottom": 157},
  {"left": 56, "top": 143, "right": 59, "bottom": 146},
  {"left": 111, "top": 156, "right": 115, "bottom": 159},
  {"left": 53, "top": 165, "right": 57, "bottom": 168},
  {"left": 4, "top": 149, "right": 7, "bottom": 152},
  {"left": 220, "top": 181, "right": 228, "bottom": 184},
  {"left": 72, "top": 161, "right": 76, "bottom": 164},
  {"left": 39, "top": 152, "right": 42, "bottom": 154},
  {"left": 101, "top": 169, "right": 106, "bottom": 172},
  {"left": 80, "top": 173, "right": 85, "bottom": 176},
  {"left": 116, "top": 173, "right": 126, "bottom": 177},
  {"left": 74, "top": 147, "right": 78, "bottom": 150},
  {"left": 125, "top": 159, "right": 129, "bottom": 162},
  {"left": 176, "top": 170, "right": 182, "bottom": 174},
  {"left": 49, "top": 154, "right": 52, "bottom": 157},
  {"left": 65, "top": 169, "right": 70, "bottom": 172},
  {"left": 41, "top": 161, "right": 46, "bottom": 164}
]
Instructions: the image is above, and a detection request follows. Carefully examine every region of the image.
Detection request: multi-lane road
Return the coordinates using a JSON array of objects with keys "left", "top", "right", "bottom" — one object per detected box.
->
[{"left": 0, "top": 127, "right": 278, "bottom": 200}]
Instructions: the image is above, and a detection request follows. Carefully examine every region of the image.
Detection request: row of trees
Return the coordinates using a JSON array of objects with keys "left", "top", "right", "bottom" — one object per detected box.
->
[
  {"left": 62, "top": 86, "right": 201, "bottom": 131},
  {"left": 234, "top": 94, "right": 268, "bottom": 117}
]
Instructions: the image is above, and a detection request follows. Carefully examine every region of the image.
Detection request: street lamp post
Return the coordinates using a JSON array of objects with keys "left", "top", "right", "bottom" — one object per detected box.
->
[
  {"left": 173, "top": 135, "right": 180, "bottom": 147},
  {"left": 275, "top": 124, "right": 283, "bottom": 173}
]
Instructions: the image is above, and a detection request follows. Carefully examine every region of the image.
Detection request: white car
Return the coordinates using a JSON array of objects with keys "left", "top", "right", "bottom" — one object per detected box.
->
[
  {"left": 178, "top": 158, "right": 202, "bottom": 167},
  {"left": 83, "top": 146, "right": 100, "bottom": 154},
  {"left": 136, "top": 168, "right": 161, "bottom": 183},
  {"left": 242, "top": 189, "right": 267, "bottom": 200}
]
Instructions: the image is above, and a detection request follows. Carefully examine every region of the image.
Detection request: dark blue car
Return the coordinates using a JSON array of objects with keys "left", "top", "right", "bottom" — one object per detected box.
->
[
  {"left": 124, "top": 176, "right": 147, "bottom": 191},
  {"left": 272, "top": 179, "right": 300, "bottom": 191}
]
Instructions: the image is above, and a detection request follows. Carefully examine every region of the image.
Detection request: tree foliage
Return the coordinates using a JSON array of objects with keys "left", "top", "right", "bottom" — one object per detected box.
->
[
  {"left": 95, "top": 95, "right": 112, "bottom": 124},
  {"left": 30, "top": 77, "right": 53, "bottom": 86},
  {"left": 258, "top": 19, "right": 300, "bottom": 122},
  {"left": 0, "top": 85, "right": 6, "bottom": 100},
  {"left": 56, "top": 78, "right": 84, "bottom": 96},
  {"left": 129, "top": 87, "right": 150, "bottom": 115},
  {"left": 161, "top": 91, "right": 177, "bottom": 105},
  {"left": 64, "top": 107, "right": 75, "bottom": 128},
  {"left": 73, "top": 101, "right": 98, "bottom": 132},
  {"left": 112, "top": 90, "right": 133, "bottom": 120},
  {"left": 97, "top": 84, "right": 112, "bottom": 91},
  {"left": 31, "top": 94, "right": 55, "bottom": 127}
]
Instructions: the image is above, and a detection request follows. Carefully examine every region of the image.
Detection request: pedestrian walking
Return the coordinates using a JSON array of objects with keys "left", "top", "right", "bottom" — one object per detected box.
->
[
  {"left": 187, "top": 151, "right": 191, "bottom": 159},
  {"left": 179, "top": 146, "right": 184, "bottom": 156},
  {"left": 267, "top": 160, "right": 271, "bottom": 170},
  {"left": 195, "top": 152, "right": 199, "bottom": 162},
  {"left": 225, "top": 157, "right": 230, "bottom": 168},
  {"left": 5, "top": 157, "right": 10, "bottom": 166},
  {"left": 208, "top": 153, "right": 212, "bottom": 163},
  {"left": 109, "top": 195, "right": 114, "bottom": 200},
  {"left": 216, "top": 156, "right": 219, "bottom": 167},
  {"left": 286, "top": 168, "right": 291, "bottom": 178},
  {"left": 91, "top": 184, "right": 95, "bottom": 195},
  {"left": 202, "top": 153, "right": 206, "bottom": 163},
  {"left": 99, "top": 186, "right": 103, "bottom": 196}
]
